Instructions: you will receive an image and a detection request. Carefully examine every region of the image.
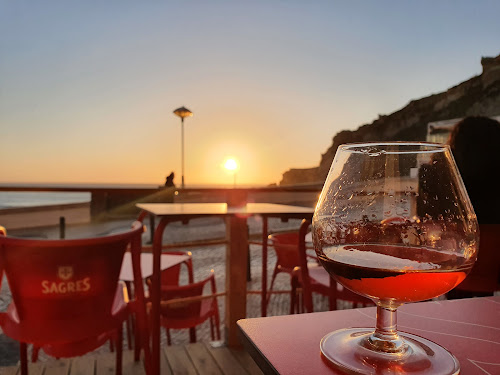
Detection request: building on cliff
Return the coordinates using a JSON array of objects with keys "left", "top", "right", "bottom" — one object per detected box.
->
[
  {"left": 280, "top": 54, "right": 500, "bottom": 186},
  {"left": 427, "top": 115, "right": 500, "bottom": 144}
]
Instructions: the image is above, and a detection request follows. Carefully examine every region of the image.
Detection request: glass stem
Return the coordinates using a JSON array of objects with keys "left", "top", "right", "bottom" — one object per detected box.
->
[{"left": 367, "top": 306, "right": 407, "bottom": 353}]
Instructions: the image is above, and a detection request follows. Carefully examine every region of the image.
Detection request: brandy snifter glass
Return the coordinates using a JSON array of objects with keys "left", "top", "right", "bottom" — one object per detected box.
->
[{"left": 312, "top": 142, "right": 478, "bottom": 374}]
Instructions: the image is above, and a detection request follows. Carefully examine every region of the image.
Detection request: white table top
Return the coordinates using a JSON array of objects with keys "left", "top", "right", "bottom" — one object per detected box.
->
[
  {"left": 136, "top": 202, "right": 314, "bottom": 217},
  {"left": 119, "top": 252, "right": 190, "bottom": 281}
]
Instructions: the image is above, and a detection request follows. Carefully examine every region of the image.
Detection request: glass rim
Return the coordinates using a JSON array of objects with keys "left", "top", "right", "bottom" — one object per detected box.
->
[{"left": 338, "top": 141, "right": 450, "bottom": 154}]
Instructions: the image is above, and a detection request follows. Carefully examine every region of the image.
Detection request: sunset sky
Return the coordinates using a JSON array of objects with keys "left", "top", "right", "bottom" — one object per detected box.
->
[{"left": 1, "top": 1, "right": 499, "bottom": 187}]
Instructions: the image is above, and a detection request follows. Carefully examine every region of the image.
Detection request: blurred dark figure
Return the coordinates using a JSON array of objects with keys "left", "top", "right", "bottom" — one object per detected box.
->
[
  {"left": 165, "top": 172, "right": 175, "bottom": 187},
  {"left": 448, "top": 116, "right": 500, "bottom": 224},
  {"left": 446, "top": 116, "right": 500, "bottom": 299}
]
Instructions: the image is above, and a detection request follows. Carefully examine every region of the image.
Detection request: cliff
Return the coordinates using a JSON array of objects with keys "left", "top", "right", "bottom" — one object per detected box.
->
[{"left": 280, "top": 54, "right": 500, "bottom": 186}]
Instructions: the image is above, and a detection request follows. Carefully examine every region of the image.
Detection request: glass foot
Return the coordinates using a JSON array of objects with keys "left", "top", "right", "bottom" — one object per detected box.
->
[{"left": 320, "top": 328, "right": 459, "bottom": 375}]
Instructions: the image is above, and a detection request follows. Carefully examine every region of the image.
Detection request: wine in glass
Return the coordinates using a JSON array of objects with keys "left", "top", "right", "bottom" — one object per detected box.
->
[{"left": 312, "top": 142, "right": 478, "bottom": 374}]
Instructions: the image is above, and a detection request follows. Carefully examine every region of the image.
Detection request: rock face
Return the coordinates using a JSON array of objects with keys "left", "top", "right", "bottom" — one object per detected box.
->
[{"left": 280, "top": 54, "right": 500, "bottom": 186}]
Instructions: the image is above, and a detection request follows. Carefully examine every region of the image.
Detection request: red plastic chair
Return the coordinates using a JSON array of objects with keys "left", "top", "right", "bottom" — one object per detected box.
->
[
  {"left": 293, "top": 219, "right": 373, "bottom": 313},
  {"left": 268, "top": 232, "right": 301, "bottom": 287},
  {"left": 138, "top": 209, "right": 199, "bottom": 344},
  {"left": 157, "top": 270, "right": 221, "bottom": 345},
  {"left": 0, "top": 221, "right": 151, "bottom": 375},
  {"left": 268, "top": 231, "right": 318, "bottom": 313},
  {"left": 447, "top": 224, "right": 500, "bottom": 298},
  {"left": 145, "top": 250, "right": 194, "bottom": 343}
]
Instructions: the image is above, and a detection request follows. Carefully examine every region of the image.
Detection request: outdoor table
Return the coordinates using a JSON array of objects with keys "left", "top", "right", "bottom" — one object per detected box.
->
[
  {"left": 136, "top": 202, "right": 314, "bottom": 375},
  {"left": 119, "top": 252, "right": 190, "bottom": 281},
  {"left": 238, "top": 296, "right": 500, "bottom": 374}
]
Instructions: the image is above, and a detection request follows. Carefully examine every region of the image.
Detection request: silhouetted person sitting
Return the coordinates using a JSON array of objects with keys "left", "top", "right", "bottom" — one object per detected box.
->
[
  {"left": 165, "top": 172, "right": 175, "bottom": 188},
  {"left": 446, "top": 116, "right": 500, "bottom": 298},
  {"left": 448, "top": 116, "right": 500, "bottom": 224}
]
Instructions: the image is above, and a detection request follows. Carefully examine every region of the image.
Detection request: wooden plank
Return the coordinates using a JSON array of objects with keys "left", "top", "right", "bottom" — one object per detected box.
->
[
  {"left": 122, "top": 351, "right": 146, "bottom": 375},
  {"left": 0, "top": 366, "right": 18, "bottom": 375},
  {"left": 0, "top": 346, "right": 263, "bottom": 375},
  {"left": 184, "top": 343, "right": 222, "bottom": 375},
  {"left": 159, "top": 347, "right": 173, "bottom": 375},
  {"left": 229, "top": 348, "right": 263, "bottom": 375},
  {"left": 95, "top": 352, "right": 116, "bottom": 375},
  {"left": 206, "top": 345, "right": 247, "bottom": 375},
  {"left": 70, "top": 356, "right": 95, "bottom": 375},
  {"left": 43, "top": 358, "right": 70, "bottom": 375},
  {"left": 27, "top": 362, "right": 44, "bottom": 375},
  {"left": 163, "top": 346, "right": 197, "bottom": 375}
]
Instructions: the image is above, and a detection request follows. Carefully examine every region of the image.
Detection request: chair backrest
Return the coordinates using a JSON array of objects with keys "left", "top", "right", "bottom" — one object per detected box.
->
[
  {"left": 298, "top": 219, "right": 372, "bottom": 313},
  {"left": 159, "top": 271, "right": 217, "bottom": 324},
  {"left": 0, "top": 226, "right": 4, "bottom": 290},
  {"left": 160, "top": 251, "right": 194, "bottom": 286},
  {"left": 454, "top": 223, "right": 500, "bottom": 294},
  {"left": 145, "top": 251, "right": 194, "bottom": 297},
  {"left": 0, "top": 221, "right": 145, "bottom": 343},
  {"left": 269, "top": 232, "right": 301, "bottom": 271}
]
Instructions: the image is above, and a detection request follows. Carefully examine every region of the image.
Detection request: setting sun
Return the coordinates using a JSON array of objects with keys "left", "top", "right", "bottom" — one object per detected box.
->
[{"left": 224, "top": 158, "right": 239, "bottom": 171}]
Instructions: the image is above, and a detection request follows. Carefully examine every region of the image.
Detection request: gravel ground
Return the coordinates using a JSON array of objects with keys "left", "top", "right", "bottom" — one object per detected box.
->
[{"left": 1, "top": 216, "right": 327, "bottom": 366}]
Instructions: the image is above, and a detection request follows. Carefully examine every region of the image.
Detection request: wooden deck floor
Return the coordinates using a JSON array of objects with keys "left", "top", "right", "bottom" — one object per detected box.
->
[{"left": 0, "top": 343, "right": 263, "bottom": 375}]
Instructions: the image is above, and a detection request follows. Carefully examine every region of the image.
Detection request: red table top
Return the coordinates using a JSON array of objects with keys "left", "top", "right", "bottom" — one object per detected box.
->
[{"left": 238, "top": 296, "right": 500, "bottom": 374}]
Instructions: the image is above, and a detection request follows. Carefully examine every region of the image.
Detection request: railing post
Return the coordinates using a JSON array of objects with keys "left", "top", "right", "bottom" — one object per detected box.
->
[{"left": 59, "top": 216, "right": 65, "bottom": 239}]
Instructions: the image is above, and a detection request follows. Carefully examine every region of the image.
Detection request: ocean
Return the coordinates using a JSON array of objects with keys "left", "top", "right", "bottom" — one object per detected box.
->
[
  {"left": 0, "top": 191, "right": 91, "bottom": 210},
  {"left": 0, "top": 182, "right": 277, "bottom": 211}
]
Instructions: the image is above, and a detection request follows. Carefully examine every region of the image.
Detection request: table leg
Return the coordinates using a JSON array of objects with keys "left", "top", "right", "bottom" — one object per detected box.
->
[
  {"left": 247, "top": 224, "right": 251, "bottom": 282},
  {"left": 261, "top": 216, "right": 268, "bottom": 317},
  {"left": 225, "top": 215, "right": 249, "bottom": 347},
  {"left": 151, "top": 218, "right": 168, "bottom": 375},
  {"left": 148, "top": 215, "right": 155, "bottom": 244}
]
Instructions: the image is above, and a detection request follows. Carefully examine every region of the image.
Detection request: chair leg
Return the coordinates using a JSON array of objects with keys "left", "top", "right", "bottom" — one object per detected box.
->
[
  {"left": 133, "top": 319, "right": 141, "bottom": 361},
  {"left": 20, "top": 342, "right": 28, "bottom": 375},
  {"left": 31, "top": 345, "right": 40, "bottom": 362},
  {"left": 267, "top": 266, "right": 279, "bottom": 307},
  {"left": 126, "top": 316, "right": 134, "bottom": 350},
  {"left": 166, "top": 328, "right": 172, "bottom": 346},
  {"left": 328, "top": 279, "right": 341, "bottom": 311},
  {"left": 290, "top": 276, "right": 298, "bottom": 314},
  {"left": 115, "top": 327, "right": 123, "bottom": 375},
  {"left": 298, "top": 289, "right": 304, "bottom": 314},
  {"left": 209, "top": 318, "right": 215, "bottom": 341},
  {"left": 216, "top": 323, "right": 221, "bottom": 341},
  {"left": 268, "top": 266, "right": 279, "bottom": 294},
  {"left": 189, "top": 327, "right": 196, "bottom": 343},
  {"left": 124, "top": 281, "right": 134, "bottom": 350},
  {"left": 214, "top": 314, "right": 221, "bottom": 340}
]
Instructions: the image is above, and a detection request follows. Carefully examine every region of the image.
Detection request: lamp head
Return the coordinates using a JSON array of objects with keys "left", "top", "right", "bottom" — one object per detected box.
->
[{"left": 173, "top": 106, "right": 193, "bottom": 119}]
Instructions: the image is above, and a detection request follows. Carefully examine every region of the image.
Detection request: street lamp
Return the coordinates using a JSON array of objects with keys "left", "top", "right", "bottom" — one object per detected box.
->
[{"left": 173, "top": 106, "right": 193, "bottom": 188}]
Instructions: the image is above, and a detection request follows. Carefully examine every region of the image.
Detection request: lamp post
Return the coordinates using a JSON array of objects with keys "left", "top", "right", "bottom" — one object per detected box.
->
[{"left": 173, "top": 106, "right": 193, "bottom": 188}]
